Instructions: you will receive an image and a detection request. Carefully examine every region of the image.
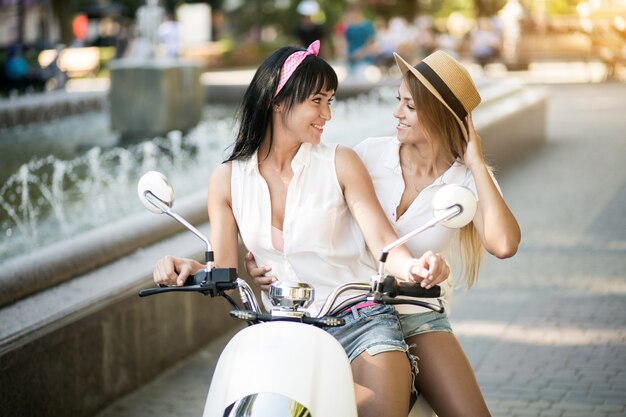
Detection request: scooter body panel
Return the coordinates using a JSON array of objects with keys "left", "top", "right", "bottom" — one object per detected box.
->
[
  {"left": 203, "top": 321, "right": 358, "bottom": 417},
  {"left": 410, "top": 395, "right": 437, "bottom": 417}
]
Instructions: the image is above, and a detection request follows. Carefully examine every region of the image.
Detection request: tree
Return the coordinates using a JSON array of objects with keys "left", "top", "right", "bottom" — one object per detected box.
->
[{"left": 473, "top": 0, "right": 508, "bottom": 17}]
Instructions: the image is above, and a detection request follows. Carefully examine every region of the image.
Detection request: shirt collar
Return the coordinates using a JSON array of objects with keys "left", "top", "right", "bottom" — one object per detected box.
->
[
  {"left": 246, "top": 143, "right": 312, "bottom": 175},
  {"left": 291, "top": 143, "right": 311, "bottom": 175},
  {"left": 383, "top": 137, "right": 402, "bottom": 172}
]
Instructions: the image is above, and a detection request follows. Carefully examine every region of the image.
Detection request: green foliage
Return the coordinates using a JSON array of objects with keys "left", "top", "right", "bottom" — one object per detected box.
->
[
  {"left": 422, "top": 0, "right": 474, "bottom": 18},
  {"left": 472, "top": 0, "right": 508, "bottom": 17},
  {"left": 543, "top": 0, "right": 579, "bottom": 15}
]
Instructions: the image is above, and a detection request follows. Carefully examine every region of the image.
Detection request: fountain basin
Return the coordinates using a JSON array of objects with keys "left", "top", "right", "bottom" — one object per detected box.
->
[{"left": 109, "top": 59, "right": 204, "bottom": 140}]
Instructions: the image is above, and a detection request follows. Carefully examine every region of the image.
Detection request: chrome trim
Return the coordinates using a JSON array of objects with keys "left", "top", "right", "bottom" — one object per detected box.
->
[
  {"left": 316, "top": 282, "right": 372, "bottom": 318},
  {"left": 235, "top": 278, "right": 262, "bottom": 314},
  {"left": 269, "top": 281, "right": 314, "bottom": 309},
  {"left": 327, "top": 294, "right": 369, "bottom": 317},
  {"left": 224, "top": 392, "right": 312, "bottom": 417},
  {"left": 270, "top": 309, "right": 308, "bottom": 319}
]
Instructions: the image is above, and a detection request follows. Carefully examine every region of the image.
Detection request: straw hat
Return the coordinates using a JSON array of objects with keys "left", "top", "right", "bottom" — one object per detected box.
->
[{"left": 394, "top": 50, "right": 481, "bottom": 141}]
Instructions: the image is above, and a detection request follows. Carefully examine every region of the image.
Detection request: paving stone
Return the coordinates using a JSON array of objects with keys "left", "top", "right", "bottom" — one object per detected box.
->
[{"left": 538, "top": 410, "right": 563, "bottom": 417}]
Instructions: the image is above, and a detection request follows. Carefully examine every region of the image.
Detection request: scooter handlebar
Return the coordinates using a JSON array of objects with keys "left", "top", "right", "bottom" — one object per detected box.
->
[
  {"left": 374, "top": 274, "right": 441, "bottom": 298},
  {"left": 381, "top": 275, "right": 442, "bottom": 298},
  {"left": 371, "top": 275, "right": 444, "bottom": 313},
  {"left": 138, "top": 268, "right": 238, "bottom": 297}
]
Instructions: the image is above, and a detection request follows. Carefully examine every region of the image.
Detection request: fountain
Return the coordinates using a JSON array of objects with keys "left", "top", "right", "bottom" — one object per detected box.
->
[
  {"left": 0, "top": 119, "right": 232, "bottom": 259},
  {"left": 0, "top": 88, "right": 405, "bottom": 303}
]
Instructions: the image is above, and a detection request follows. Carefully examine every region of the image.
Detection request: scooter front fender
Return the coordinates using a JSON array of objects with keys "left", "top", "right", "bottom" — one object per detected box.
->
[{"left": 203, "top": 321, "right": 358, "bottom": 417}]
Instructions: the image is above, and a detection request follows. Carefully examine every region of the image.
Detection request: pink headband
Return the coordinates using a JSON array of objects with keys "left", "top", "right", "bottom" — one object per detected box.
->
[{"left": 274, "top": 40, "right": 320, "bottom": 97}]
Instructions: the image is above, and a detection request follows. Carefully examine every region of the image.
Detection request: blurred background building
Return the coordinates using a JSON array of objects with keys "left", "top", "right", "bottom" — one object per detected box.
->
[{"left": 1, "top": 0, "right": 625, "bottom": 93}]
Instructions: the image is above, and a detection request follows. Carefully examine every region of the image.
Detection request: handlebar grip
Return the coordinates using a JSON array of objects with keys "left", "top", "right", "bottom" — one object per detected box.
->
[
  {"left": 377, "top": 275, "right": 441, "bottom": 298},
  {"left": 138, "top": 268, "right": 237, "bottom": 297},
  {"left": 138, "top": 287, "right": 164, "bottom": 297},
  {"left": 394, "top": 280, "right": 441, "bottom": 298}
]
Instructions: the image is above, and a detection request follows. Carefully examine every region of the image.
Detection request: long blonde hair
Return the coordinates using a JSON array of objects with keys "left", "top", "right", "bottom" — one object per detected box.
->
[{"left": 405, "top": 74, "right": 483, "bottom": 288}]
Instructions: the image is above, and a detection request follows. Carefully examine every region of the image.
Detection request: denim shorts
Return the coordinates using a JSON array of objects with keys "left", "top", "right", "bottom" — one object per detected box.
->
[
  {"left": 400, "top": 310, "right": 453, "bottom": 340},
  {"left": 324, "top": 304, "right": 408, "bottom": 362}
]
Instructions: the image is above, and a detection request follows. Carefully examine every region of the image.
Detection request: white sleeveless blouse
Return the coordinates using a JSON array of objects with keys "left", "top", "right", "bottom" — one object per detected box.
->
[{"left": 231, "top": 143, "right": 377, "bottom": 315}]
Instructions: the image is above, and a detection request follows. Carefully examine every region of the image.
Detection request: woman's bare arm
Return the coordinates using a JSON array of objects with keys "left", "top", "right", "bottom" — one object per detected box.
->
[
  {"left": 464, "top": 114, "right": 521, "bottom": 258},
  {"left": 336, "top": 146, "right": 448, "bottom": 286},
  {"left": 207, "top": 162, "right": 240, "bottom": 268}
]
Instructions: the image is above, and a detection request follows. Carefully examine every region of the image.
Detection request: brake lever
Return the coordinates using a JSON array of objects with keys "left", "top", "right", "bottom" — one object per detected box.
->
[
  {"left": 138, "top": 267, "right": 238, "bottom": 297},
  {"left": 139, "top": 284, "right": 209, "bottom": 297},
  {"left": 375, "top": 295, "right": 445, "bottom": 313}
]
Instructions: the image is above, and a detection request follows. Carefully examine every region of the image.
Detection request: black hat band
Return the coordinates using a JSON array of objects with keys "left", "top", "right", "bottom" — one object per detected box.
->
[{"left": 415, "top": 61, "right": 467, "bottom": 121}]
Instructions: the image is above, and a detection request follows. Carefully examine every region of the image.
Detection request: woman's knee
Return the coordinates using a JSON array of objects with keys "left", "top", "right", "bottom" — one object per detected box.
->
[{"left": 405, "top": 332, "right": 491, "bottom": 417}]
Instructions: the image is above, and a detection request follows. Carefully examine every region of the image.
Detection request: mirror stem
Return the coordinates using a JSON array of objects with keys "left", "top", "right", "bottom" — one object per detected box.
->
[
  {"left": 377, "top": 205, "right": 461, "bottom": 276},
  {"left": 145, "top": 192, "right": 214, "bottom": 270}
]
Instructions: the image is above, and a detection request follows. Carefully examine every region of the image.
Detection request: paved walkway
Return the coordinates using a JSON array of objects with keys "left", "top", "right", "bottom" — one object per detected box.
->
[
  {"left": 95, "top": 81, "right": 626, "bottom": 417},
  {"left": 452, "top": 81, "right": 626, "bottom": 417}
]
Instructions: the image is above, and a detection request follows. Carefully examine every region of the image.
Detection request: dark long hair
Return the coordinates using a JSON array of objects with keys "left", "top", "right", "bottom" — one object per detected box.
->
[{"left": 225, "top": 45, "right": 338, "bottom": 162}]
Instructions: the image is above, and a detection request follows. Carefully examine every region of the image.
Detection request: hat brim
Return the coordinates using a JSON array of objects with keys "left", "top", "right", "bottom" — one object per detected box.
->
[{"left": 394, "top": 52, "right": 469, "bottom": 142}]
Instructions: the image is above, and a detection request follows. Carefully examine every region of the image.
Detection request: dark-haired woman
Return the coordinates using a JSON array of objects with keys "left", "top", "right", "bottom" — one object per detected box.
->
[{"left": 152, "top": 41, "right": 450, "bottom": 417}]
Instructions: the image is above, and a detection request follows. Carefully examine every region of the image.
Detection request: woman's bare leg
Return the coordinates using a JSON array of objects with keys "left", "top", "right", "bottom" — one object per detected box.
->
[
  {"left": 407, "top": 332, "right": 491, "bottom": 417},
  {"left": 351, "top": 351, "right": 412, "bottom": 417}
]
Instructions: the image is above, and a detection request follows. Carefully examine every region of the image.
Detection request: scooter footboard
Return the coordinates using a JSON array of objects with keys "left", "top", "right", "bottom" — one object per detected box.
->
[{"left": 203, "top": 321, "right": 358, "bottom": 417}]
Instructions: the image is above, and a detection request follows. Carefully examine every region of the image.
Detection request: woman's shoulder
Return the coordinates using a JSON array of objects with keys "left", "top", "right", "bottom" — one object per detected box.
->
[
  {"left": 213, "top": 160, "right": 233, "bottom": 174},
  {"left": 208, "top": 161, "right": 233, "bottom": 202},
  {"left": 334, "top": 144, "right": 359, "bottom": 164},
  {"left": 210, "top": 161, "right": 233, "bottom": 184}
]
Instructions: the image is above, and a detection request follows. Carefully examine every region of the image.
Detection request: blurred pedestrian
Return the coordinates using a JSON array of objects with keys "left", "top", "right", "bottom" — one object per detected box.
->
[
  {"left": 295, "top": 1, "right": 325, "bottom": 49},
  {"left": 4, "top": 45, "right": 29, "bottom": 82},
  {"left": 343, "top": 3, "right": 376, "bottom": 78},
  {"left": 158, "top": 13, "right": 180, "bottom": 58},
  {"left": 415, "top": 15, "right": 437, "bottom": 59},
  {"left": 372, "top": 18, "right": 396, "bottom": 72},
  {"left": 435, "top": 26, "right": 460, "bottom": 59},
  {"left": 469, "top": 17, "right": 501, "bottom": 69}
]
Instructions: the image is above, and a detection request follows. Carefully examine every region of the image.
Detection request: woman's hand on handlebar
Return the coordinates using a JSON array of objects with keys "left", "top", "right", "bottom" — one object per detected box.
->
[
  {"left": 153, "top": 256, "right": 202, "bottom": 287},
  {"left": 244, "top": 251, "right": 277, "bottom": 292},
  {"left": 405, "top": 251, "right": 450, "bottom": 289}
]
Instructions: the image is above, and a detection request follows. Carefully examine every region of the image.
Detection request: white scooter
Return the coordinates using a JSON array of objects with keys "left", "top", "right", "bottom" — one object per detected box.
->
[{"left": 137, "top": 171, "right": 477, "bottom": 417}]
